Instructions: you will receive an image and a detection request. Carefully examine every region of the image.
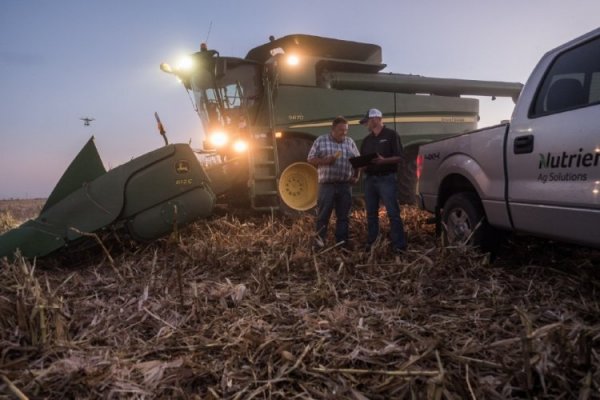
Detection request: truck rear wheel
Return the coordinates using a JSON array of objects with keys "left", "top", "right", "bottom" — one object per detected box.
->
[
  {"left": 441, "top": 192, "right": 487, "bottom": 247},
  {"left": 397, "top": 146, "right": 418, "bottom": 205}
]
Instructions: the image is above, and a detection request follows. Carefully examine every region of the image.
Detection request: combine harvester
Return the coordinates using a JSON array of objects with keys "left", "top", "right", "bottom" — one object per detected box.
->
[{"left": 0, "top": 34, "right": 522, "bottom": 259}]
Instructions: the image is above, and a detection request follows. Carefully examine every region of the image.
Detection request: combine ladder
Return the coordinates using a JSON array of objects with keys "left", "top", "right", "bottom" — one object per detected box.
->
[{"left": 249, "top": 130, "right": 280, "bottom": 210}]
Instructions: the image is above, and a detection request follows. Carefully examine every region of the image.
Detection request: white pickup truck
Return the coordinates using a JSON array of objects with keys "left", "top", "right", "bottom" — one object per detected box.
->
[{"left": 417, "top": 27, "right": 600, "bottom": 249}]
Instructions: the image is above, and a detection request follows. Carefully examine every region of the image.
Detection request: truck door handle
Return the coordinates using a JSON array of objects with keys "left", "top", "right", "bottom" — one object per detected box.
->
[{"left": 514, "top": 135, "right": 534, "bottom": 154}]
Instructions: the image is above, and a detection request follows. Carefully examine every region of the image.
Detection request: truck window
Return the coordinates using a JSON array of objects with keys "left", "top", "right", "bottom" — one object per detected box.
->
[
  {"left": 531, "top": 36, "right": 600, "bottom": 116},
  {"left": 590, "top": 72, "right": 600, "bottom": 102}
]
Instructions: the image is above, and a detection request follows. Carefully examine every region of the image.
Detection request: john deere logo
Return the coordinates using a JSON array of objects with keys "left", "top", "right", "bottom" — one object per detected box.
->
[{"left": 175, "top": 160, "right": 190, "bottom": 174}]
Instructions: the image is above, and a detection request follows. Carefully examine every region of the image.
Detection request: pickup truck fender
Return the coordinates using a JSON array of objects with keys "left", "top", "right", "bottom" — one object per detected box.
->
[{"left": 426, "top": 125, "right": 512, "bottom": 230}]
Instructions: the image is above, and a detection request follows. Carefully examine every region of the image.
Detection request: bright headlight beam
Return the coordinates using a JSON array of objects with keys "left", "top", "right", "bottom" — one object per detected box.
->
[
  {"left": 233, "top": 140, "right": 248, "bottom": 153},
  {"left": 286, "top": 54, "right": 300, "bottom": 66},
  {"left": 209, "top": 131, "right": 228, "bottom": 147},
  {"left": 177, "top": 56, "right": 194, "bottom": 71}
]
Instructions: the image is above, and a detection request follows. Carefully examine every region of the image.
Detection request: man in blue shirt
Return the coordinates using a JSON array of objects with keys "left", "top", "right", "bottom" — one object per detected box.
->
[
  {"left": 307, "top": 116, "right": 360, "bottom": 249},
  {"left": 359, "top": 108, "right": 407, "bottom": 254}
]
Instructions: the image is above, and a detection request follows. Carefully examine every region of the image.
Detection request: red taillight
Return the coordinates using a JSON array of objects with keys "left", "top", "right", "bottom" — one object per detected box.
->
[{"left": 416, "top": 154, "right": 424, "bottom": 179}]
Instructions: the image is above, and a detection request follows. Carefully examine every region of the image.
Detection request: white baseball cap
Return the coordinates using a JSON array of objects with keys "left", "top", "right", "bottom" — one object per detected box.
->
[{"left": 359, "top": 108, "right": 383, "bottom": 124}]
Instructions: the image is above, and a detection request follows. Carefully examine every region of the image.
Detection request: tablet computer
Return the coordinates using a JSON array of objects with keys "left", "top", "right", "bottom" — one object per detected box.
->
[{"left": 349, "top": 153, "right": 377, "bottom": 168}]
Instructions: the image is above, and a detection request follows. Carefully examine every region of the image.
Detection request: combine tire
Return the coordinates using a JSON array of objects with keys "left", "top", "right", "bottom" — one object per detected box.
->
[
  {"left": 279, "top": 162, "right": 318, "bottom": 212},
  {"left": 276, "top": 136, "right": 315, "bottom": 215}
]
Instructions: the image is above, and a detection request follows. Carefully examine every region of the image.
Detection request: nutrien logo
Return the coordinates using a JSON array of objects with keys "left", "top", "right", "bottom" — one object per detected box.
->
[
  {"left": 538, "top": 149, "right": 600, "bottom": 169},
  {"left": 536, "top": 149, "right": 599, "bottom": 184}
]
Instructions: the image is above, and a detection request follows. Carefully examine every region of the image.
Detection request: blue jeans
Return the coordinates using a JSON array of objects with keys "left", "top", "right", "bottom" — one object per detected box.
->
[
  {"left": 316, "top": 183, "right": 352, "bottom": 244},
  {"left": 364, "top": 174, "right": 407, "bottom": 250}
]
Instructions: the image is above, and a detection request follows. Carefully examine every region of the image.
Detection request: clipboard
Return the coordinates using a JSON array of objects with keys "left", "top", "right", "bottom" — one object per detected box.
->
[{"left": 349, "top": 153, "right": 377, "bottom": 168}]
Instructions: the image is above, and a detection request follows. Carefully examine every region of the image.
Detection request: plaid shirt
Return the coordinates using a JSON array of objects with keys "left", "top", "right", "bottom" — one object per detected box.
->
[{"left": 307, "top": 134, "right": 360, "bottom": 183}]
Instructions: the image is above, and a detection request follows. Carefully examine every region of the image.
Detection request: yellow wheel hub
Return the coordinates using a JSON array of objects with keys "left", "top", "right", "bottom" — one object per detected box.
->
[{"left": 278, "top": 162, "right": 318, "bottom": 211}]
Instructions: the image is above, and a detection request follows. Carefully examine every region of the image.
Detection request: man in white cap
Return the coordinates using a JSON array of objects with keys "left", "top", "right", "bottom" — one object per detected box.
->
[{"left": 359, "top": 108, "right": 407, "bottom": 254}]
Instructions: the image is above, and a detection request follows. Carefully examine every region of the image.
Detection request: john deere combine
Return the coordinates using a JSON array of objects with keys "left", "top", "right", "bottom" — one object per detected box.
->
[{"left": 0, "top": 34, "right": 522, "bottom": 259}]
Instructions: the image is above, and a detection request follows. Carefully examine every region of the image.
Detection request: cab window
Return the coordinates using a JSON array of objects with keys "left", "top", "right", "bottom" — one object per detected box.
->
[{"left": 531, "top": 36, "right": 600, "bottom": 116}]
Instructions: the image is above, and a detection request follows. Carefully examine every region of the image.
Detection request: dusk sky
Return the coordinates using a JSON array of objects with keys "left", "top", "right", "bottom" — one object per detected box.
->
[{"left": 1, "top": 1, "right": 599, "bottom": 199}]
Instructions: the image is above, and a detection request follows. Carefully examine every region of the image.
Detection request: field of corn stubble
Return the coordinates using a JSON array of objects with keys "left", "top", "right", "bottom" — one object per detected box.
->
[{"left": 0, "top": 198, "right": 599, "bottom": 399}]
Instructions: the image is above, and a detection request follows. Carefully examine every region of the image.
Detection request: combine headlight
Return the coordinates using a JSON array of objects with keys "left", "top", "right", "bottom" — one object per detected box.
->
[
  {"left": 208, "top": 131, "right": 229, "bottom": 148},
  {"left": 286, "top": 54, "right": 300, "bottom": 66},
  {"left": 232, "top": 139, "right": 248, "bottom": 153},
  {"left": 177, "top": 55, "right": 194, "bottom": 71}
]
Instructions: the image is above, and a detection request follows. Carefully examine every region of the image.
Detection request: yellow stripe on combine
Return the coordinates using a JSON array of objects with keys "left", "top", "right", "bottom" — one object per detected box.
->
[{"left": 289, "top": 115, "right": 477, "bottom": 129}]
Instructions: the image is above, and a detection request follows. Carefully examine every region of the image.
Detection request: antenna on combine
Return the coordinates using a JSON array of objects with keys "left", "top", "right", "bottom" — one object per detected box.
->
[
  {"left": 205, "top": 21, "right": 213, "bottom": 45},
  {"left": 154, "top": 112, "right": 169, "bottom": 146}
]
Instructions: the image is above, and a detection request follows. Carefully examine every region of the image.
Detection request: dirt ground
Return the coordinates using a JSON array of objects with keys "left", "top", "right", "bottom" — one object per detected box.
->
[{"left": 0, "top": 201, "right": 598, "bottom": 399}]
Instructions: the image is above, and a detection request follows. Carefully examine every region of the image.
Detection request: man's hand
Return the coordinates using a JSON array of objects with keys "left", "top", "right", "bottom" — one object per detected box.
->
[
  {"left": 308, "top": 155, "right": 337, "bottom": 167},
  {"left": 371, "top": 153, "right": 401, "bottom": 165},
  {"left": 322, "top": 155, "right": 337, "bottom": 165},
  {"left": 371, "top": 153, "right": 386, "bottom": 165}
]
